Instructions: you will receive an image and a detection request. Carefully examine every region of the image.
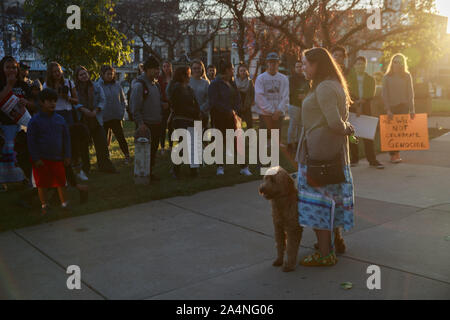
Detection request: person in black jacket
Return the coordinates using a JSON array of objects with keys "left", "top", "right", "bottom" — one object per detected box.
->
[
  {"left": 288, "top": 60, "right": 309, "bottom": 156},
  {"left": 235, "top": 63, "right": 255, "bottom": 129},
  {"left": 208, "top": 59, "right": 252, "bottom": 177},
  {"left": 168, "top": 66, "right": 202, "bottom": 179}
]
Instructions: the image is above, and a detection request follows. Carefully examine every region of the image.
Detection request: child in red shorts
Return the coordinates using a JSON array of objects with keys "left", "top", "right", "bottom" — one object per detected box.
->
[{"left": 27, "top": 88, "right": 71, "bottom": 214}]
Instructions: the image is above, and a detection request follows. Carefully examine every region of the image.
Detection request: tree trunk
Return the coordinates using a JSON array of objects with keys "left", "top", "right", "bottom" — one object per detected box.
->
[
  {"left": 168, "top": 44, "right": 175, "bottom": 62},
  {"left": 237, "top": 20, "right": 246, "bottom": 63}
]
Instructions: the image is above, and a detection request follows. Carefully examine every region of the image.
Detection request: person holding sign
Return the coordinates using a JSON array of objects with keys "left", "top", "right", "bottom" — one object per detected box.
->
[
  {"left": 382, "top": 53, "right": 415, "bottom": 163},
  {"left": 167, "top": 66, "right": 201, "bottom": 179},
  {"left": 347, "top": 56, "right": 384, "bottom": 169},
  {"left": 0, "top": 56, "right": 32, "bottom": 185}
]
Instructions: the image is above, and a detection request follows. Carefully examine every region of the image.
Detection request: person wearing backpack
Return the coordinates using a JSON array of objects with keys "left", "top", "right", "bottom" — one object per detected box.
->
[{"left": 129, "top": 56, "right": 163, "bottom": 181}]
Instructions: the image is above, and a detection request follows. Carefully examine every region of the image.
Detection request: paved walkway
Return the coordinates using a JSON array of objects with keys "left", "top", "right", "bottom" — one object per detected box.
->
[
  {"left": 429, "top": 116, "right": 450, "bottom": 129},
  {"left": 1, "top": 135, "right": 450, "bottom": 299}
]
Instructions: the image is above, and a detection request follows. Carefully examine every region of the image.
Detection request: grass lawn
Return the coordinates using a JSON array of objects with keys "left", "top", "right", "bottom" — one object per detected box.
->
[
  {"left": 0, "top": 119, "right": 297, "bottom": 232},
  {"left": 432, "top": 99, "right": 450, "bottom": 115},
  {"left": 0, "top": 119, "right": 447, "bottom": 232}
]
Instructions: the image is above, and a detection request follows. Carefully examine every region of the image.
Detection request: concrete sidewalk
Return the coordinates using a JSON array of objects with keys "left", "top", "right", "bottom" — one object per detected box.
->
[
  {"left": 429, "top": 116, "right": 450, "bottom": 129},
  {"left": 1, "top": 137, "right": 450, "bottom": 299}
]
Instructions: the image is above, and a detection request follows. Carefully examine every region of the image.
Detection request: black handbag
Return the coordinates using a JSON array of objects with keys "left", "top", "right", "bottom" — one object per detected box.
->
[
  {"left": 305, "top": 87, "right": 346, "bottom": 187},
  {"left": 306, "top": 142, "right": 346, "bottom": 188}
]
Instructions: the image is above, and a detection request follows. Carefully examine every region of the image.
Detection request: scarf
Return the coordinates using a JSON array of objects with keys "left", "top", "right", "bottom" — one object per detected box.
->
[{"left": 235, "top": 76, "right": 251, "bottom": 93}]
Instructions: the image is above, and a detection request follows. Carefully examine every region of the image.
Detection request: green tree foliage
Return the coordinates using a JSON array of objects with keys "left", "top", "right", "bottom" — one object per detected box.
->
[
  {"left": 381, "top": 1, "right": 446, "bottom": 74},
  {"left": 24, "top": 0, "right": 131, "bottom": 74}
]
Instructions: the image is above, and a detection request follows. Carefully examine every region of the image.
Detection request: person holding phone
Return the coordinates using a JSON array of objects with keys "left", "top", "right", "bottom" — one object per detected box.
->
[{"left": 382, "top": 53, "right": 415, "bottom": 163}]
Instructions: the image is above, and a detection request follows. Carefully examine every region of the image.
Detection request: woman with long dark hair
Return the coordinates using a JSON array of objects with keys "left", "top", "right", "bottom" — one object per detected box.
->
[
  {"left": 74, "top": 66, "right": 117, "bottom": 174},
  {"left": 0, "top": 56, "right": 30, "bottom": 185},
  {"left": 295, "top": 47, "right": 355, "bottom": 266},
  {"left": 382, "top": 53, "right": 415, "bottom": 163},
  {"left": 168, "top": 66, "right": 201, "bottom": 179},
  {"left": 158, "top": 61, "right": 173, "bottom": 155},
  {"left": 208, "top": 59, "right": 252, "bottom": 177},
  {"left": 235, "top": 63, "right": 255, "bottom": 129}
]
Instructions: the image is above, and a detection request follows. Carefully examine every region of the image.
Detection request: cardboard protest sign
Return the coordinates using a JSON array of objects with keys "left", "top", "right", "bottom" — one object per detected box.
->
[
  {"left": 349, "top": 112, "right": 379, "bottom": 140},
  {"left": 0, "top": 91, "right": 31, "bottom": 127},
  {"left": 379, "top": 113, "right": 429, "bottom": 151}
]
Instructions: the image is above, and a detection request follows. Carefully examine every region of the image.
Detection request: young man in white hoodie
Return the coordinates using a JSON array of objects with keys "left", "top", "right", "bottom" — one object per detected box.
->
[{"left": 254, "top": 52, "right": 289, "bottom": 146}]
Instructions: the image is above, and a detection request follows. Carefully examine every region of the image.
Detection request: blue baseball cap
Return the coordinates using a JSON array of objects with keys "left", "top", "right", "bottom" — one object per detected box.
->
[{"left": 266, "top": 52, "right": 280, "bottom": 61}]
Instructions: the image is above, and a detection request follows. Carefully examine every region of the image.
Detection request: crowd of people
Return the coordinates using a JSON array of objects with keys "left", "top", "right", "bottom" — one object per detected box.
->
[{"left": 1, "top": 46, "right": 416, "bottom": 260}]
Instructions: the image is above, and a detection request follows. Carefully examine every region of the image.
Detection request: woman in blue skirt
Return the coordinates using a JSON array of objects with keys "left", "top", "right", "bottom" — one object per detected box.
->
[{"left": 295, "top": 47, "right": 355, "bottom": 266}]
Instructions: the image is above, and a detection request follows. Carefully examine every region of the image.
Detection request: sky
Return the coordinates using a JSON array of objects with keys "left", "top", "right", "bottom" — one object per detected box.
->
[{"left": 436, "top": 0, "right": 450, "bottom": 32}]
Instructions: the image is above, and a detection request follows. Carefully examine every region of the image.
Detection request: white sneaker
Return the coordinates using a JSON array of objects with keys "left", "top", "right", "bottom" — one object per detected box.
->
[
  {"left": 216, "top": 167, "right": 224, "bottom": 176},
  {"left": 240, "top": 167, "right": 252, "bottom": 176},
  {"left": 78, "top": 170, "right": 89, "bottom": 181}
]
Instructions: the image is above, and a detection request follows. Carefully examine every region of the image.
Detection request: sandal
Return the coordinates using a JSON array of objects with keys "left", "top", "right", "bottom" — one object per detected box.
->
[{"left": 300, "top": 251, "right": 338, "bottom": 266}]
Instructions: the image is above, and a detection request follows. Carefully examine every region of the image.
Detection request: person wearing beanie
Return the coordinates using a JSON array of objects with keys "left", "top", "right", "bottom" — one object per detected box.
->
[{"left": 129, "top": 55, "right": 163, "bottom": 181}]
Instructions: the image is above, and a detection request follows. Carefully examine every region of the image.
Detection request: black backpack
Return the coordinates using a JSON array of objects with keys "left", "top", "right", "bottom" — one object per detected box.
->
[
  {"left": 128, "top": 79, "right": 161, "bottom": 122},
  {"left": 127, "top": 79, "right": 148, "bottom": 122}
]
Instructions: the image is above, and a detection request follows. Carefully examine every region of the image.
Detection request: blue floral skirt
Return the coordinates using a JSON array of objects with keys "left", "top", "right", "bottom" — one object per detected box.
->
[
  {"left": 0, "top": 125, "right": 25, "bottom": 184},
  {"left": 297, "top": 164, "right": 354, "bottom": 232}
]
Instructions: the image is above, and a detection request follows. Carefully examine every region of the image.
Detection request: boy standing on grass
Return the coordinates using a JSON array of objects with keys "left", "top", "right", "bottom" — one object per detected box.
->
[{"left": 27, "top": 88, "right": 71, "bottom": 214}]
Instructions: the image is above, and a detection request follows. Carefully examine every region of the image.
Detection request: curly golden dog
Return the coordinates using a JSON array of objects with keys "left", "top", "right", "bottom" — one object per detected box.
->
[{"left": 259, "top": 167, "right": 303, "bottom": 272}]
